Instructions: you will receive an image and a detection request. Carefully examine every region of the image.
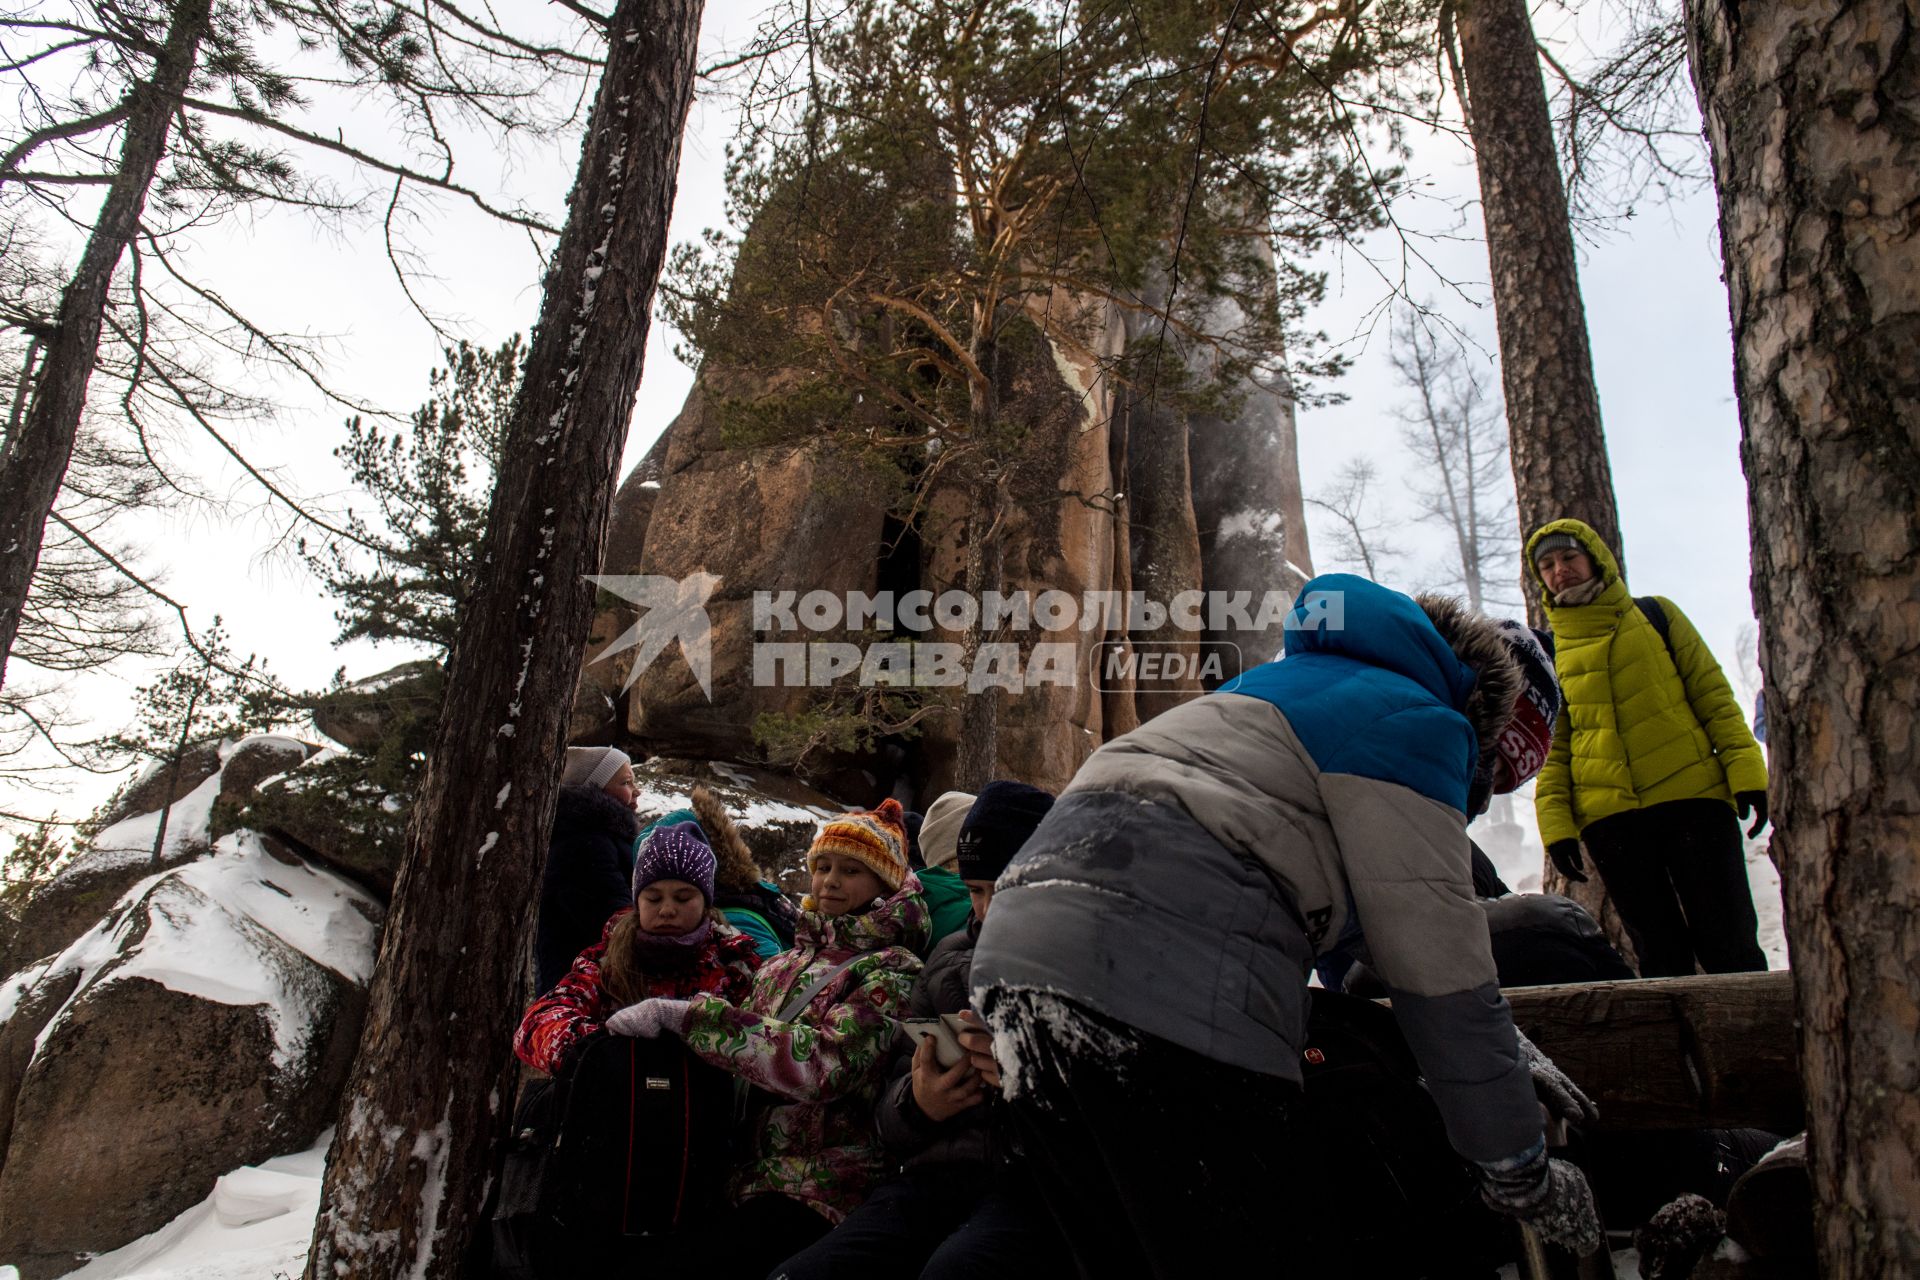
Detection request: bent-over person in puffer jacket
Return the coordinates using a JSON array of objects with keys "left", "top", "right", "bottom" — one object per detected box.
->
[{"left": 969, "top": 575, "right": 1604, "bottom": 1277}]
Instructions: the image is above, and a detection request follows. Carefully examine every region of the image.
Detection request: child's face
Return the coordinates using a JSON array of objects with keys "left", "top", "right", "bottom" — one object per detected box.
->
[
  {"left": 809, "top": 853, "right": 888, "bottom": 916},
  {"left": 636, "top": 878, "right": 704, "bottom": 936},
  {"left": 964, "top": 879, "right": 996, "bottom": 923},
  {"left": 604, "top": 763, "right": 639, "bottom": 812}
]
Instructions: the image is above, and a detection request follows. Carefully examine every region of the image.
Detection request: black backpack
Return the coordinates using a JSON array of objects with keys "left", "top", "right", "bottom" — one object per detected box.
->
[
  {"left": 1297, "top": 990, "right": 1510, "bottom": 1278},
  {"left": 492, "top": 1034, "right": 737, "bottom": 1278}
]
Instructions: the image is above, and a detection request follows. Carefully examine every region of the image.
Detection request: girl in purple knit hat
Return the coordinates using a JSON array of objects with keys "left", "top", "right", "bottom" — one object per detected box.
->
[{"left": 514, "top": 817, "right": 761, "bottom": 1077}]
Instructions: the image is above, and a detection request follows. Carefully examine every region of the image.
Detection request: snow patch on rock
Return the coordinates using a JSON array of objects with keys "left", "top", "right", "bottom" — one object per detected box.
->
[
  {"left": 53, "top": 1132, "right": 331, "bottom": 1280},
  {"left": 18, "top": 831, "right": 379, "bottom": 1070}
]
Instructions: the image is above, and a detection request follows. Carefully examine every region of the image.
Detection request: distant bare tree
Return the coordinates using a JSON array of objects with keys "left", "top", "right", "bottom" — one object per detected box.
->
[
  {"left": 1391, "top": 312, "right": 1519, "bottom": 612},
  {"left": 1307, "top": 457, "right": 1400, "bottom": 582},
  {"left": 0, "top": 0, "right": 598, "bottom": 696}
]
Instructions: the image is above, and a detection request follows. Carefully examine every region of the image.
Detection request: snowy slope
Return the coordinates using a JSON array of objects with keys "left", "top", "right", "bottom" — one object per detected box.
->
[{"left": 31, "top": 1136, "right": 331, "bottom": 1280}]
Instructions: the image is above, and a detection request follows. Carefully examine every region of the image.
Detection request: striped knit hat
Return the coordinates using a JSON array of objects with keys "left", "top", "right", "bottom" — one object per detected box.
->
[{"left": 809, "top": 798, "right": 910, "bottom": 892}]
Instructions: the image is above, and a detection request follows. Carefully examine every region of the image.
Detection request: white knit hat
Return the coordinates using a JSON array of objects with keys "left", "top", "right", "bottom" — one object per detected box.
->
[
  {"left": 916, "top": 791, "right": 977, "bottom": 872},
  {"left": 562, "top": 746, "right": 631, "bottom": 792}
]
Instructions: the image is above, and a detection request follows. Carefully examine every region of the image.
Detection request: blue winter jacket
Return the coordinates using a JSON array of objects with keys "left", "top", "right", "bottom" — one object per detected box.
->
[{"left": 971, "top": 575, "right": 1541, "bottom": 1166}]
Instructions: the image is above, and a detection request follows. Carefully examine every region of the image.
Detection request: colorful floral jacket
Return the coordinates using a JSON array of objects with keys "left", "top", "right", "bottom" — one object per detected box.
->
[
  {"left": 682, "top": 874, "right": 929, "bottom": 1222},
  {"left": 513, "top": 909, "right": 761, "bottom": 1075}
]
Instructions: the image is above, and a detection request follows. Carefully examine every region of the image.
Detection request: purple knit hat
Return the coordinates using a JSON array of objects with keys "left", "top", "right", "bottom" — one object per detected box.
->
[{"left": 633, "top": 820, "right": 717, "bottom": 904}]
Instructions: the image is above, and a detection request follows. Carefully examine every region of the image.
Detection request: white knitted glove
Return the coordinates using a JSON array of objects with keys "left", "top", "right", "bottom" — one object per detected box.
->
[{"left": 605, "top": 997, "right": 692, "bottom": 1040}]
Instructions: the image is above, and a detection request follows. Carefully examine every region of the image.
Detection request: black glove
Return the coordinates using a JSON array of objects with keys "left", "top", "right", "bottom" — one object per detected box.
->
[
  {"left": 1547, "top": 839, "right": 1587, "bottom": 884},
  {"left": 1736, "top": 790, "right": 1769, "bottom": 838}
]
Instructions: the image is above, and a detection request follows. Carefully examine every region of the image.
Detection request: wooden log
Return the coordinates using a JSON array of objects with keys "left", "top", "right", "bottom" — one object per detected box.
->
[{"left": 1504, "top": 971, "right": 1803, "bottom": 1134}]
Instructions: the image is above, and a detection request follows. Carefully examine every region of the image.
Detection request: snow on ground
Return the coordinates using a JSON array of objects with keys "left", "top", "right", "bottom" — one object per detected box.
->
[{"left": 40, "top": 1133, "right": 331, "bottom": 1280}]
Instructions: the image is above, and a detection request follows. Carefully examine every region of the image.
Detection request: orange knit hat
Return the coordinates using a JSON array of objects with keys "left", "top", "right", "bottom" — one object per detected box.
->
[{"left": 809, "top": 798, "right": 910, "bottom": 892}]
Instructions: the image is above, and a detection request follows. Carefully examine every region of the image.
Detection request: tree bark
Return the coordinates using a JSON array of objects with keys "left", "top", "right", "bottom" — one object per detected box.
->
[
  {"left": 1454, "top": 0, "right": 1636, "bottom": 951},
  {"left": 303, "top": 2, "right": 702, "bottom": 1275},
  {"left": 0, "top": 0, "right": 212, "bottom": 692},
  {"left": 1453, "top": 0, "right": 1624, "bottom": 597},
  {"left": 1686, "top": 2, "right": 1920, "bottom": 1272}
]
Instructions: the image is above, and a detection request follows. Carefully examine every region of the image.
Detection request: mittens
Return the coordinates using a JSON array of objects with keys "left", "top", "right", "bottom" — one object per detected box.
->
[
  {"left": 605, "top": 997, "right": 692, "bottom": 1040},
  {"left": 1736, "top": 790, "right": 1769, "bottom": 838}
]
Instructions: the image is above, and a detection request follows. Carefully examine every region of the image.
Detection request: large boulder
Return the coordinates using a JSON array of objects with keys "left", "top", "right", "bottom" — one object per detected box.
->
[
  {"left": 91, "top": 739, "right": 224, "bottom": 833},
  {"left": 915, "top": 306, "right": 1123, "bottom": 796},
  {"left": 0, "top": 832, "right": 381, "bottom": 1279},
  {"left": 245, "top": 752, "right": 408, "bottom": 899},
  {"left": 625, "top": 382, "right": 895, "bottom": 765},
  {"left": 1, "top": 737, "right": 320, "bottom": 978},
  {"left": 310, "top": 660, "right": 441, "bottom": 752}
]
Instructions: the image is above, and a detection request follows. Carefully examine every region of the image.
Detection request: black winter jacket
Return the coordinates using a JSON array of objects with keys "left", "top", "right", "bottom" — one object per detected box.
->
[
  {"left": 873, "top": 917, "right": 1002, "bottom": 1173},
  {"left": 534, "top": 785, "right": 640, "bottom": 994}
]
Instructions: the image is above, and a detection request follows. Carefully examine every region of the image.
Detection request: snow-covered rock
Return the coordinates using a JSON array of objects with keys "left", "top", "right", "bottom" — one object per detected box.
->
[
  {"left": 310, "top": 660, "right": 440, "bottom": 752},
  {"left": 1, "top": 739, "right": 322, "bottom": 978},
  {"left": 0, "top": 736, "right": 382, "bottom": 1280},
  {"left": 50, "top": 1132, "right": 330, "bottom": 1280}
]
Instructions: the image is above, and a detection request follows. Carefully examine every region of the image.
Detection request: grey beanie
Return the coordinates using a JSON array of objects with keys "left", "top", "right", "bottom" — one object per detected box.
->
[
  {"left": 562, "top": 746, "right": 632, "bottom": 792},
  {"left": 1532, "top": 532, "right": 1584, "bottom": 562},
  {"left": 915, "top": 791, "right": 977, "bottom": 873}
]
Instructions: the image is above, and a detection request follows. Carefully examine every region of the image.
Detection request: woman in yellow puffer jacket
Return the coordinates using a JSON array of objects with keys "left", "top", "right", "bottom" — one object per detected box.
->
[{"left": 1527, "top": 518, "right": 1770, "bottom": 977}]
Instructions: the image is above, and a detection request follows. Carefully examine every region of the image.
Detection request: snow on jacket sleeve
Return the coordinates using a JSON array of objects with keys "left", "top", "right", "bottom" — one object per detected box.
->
[
  {"left": 1659, "top": 597, "right": 1769, "bottom": 796},
  {"left": 514, "top": 943, "right": 611, "bottom": 1075},
  {"left": 681, "top": 955, "right": 916, "bottom": 1104},
  {"left": 1318, "top": 709, "right": 1542, "bottom": 1167}
]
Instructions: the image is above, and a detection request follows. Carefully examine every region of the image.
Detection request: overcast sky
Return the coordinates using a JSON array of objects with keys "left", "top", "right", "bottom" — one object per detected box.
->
[{"left": 1, "top": 1, "right": 1765, "bottom": 836}]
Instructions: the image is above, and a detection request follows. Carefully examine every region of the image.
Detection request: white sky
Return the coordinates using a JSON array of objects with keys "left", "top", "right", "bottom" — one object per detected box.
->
[{"left": 1, "top": 1, "right": 1763, "bottom": 837}]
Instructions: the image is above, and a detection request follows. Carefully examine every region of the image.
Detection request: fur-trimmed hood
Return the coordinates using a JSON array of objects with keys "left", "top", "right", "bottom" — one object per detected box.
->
[
  {"left": 692, "top": 784, "right": 766, "bottom": 897},
  {"left": 1415, "top": 592, "right": 1523, "bottom": 762}
]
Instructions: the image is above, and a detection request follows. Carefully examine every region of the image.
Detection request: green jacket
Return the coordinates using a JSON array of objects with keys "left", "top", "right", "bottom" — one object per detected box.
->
[
  {"left": 1527, "top": 519, "right": 1767, "bottom": 847},
  {"left": 916, "top": 866, "right": 974, "bottom": 948}
]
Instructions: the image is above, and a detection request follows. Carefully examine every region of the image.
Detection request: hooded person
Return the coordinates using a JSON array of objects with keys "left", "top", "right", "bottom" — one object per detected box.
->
[
  {"left": 514, "top": 817, "right": 761, "bottom": 1076},
  {"left": 603, "top": 799, "right": 930, "bottom": 1277},
  {"left": 769, "top": 782, "right": 1067, "bottom": 1280},
  {"left": 1527, "top": 518, "right": 1769, "bottom": 977},
  {"left": 968, "top": 575, "right": 1604, "bottom": 1276},
  {"left": 534, "top": 746, "right": 640, "bottom": 993},
  {"left": 911, "top": 790, "right": 979, "bottom": 947}
]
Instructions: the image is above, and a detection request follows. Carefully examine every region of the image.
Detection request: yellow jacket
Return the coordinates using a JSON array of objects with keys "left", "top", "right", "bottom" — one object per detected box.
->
[{"left": 1527, "top": 519, "right": 1767, "bottom": 846}]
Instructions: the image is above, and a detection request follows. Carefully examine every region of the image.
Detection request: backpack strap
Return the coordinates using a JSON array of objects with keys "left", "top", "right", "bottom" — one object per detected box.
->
[
  {"left": 732, "top": 952, "right": 871, "bottom": 1131},
  {"left": 776, "top": 952, "right": 868, "bottom": 1021},
  {"left": 1634, "top": 596, "right": 1678, "bottom": 668}
]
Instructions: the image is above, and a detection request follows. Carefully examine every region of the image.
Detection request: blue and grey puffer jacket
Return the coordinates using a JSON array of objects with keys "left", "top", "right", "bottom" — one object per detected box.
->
[{"left": 971, "top": 574, "right": 1541, "bottom": 1166}]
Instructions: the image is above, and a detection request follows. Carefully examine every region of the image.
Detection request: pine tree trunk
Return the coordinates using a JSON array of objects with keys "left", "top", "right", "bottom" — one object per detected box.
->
[
  {"left": 954, "top": 322, "right": 1002, "bottom": 790},
  {"left": 0, "top": 0, "right": 212, "bottom": 691},
  {"left": 1686, "top": 2, "right": 1920, "bottom": 1271},
  {"left": 303, "top": 3, "right": 702, "bottom": 1275},
  {"left": 1455, "top": 0, "right": 1635, "bottom": 951},
  {"left": 1453, "top": 0, "right": 1624, "bottom": 595}
]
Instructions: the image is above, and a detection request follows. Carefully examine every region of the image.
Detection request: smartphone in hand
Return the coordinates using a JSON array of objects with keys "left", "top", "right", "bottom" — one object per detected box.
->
[{"left": 902, "top": 1018, "right": 966, "bottom": 1069}]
